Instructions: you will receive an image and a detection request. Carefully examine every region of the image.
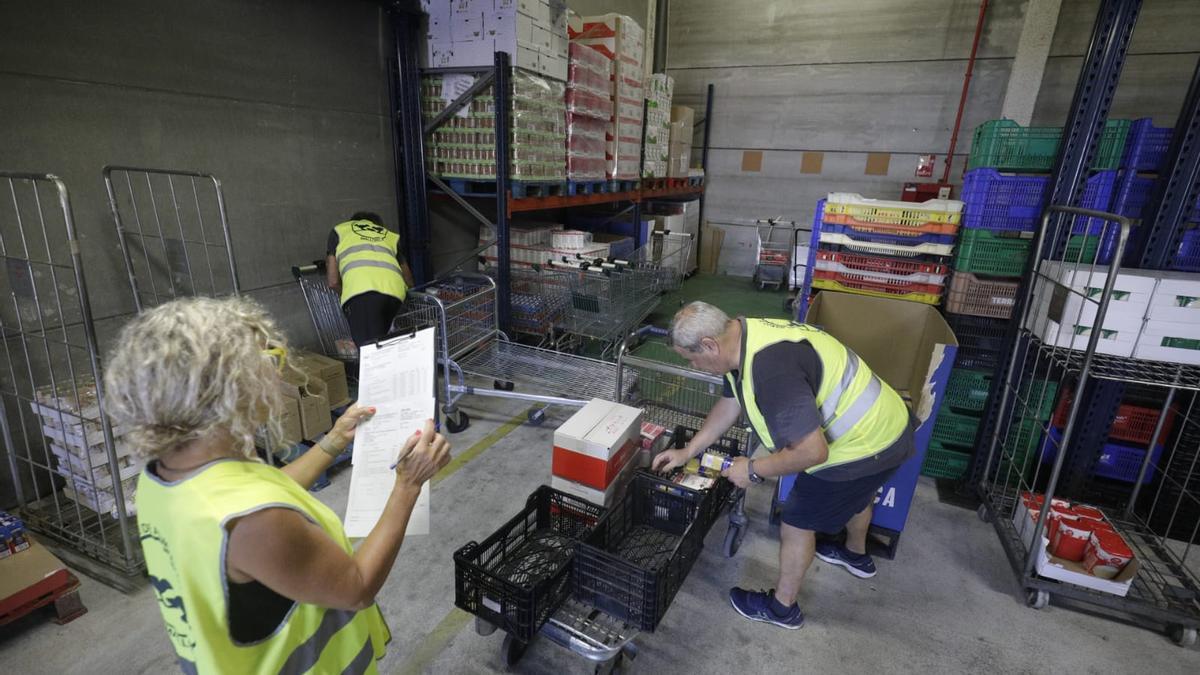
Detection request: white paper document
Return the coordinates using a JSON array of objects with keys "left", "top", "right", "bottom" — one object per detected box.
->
[{"left": 344, "top": 327, "right": 437, "bottom": 538}]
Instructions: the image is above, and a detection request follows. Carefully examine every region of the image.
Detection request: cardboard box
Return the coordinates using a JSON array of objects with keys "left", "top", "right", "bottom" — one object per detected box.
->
[
  {"left": 698, "top": 223, "right": 724, "bottom": 275},
  {"left": 290, "top": 350, "right": 351, "bottom": 409},
  {"left": 1134, "top": 319, "right": 1200, "bottom": 365},
  {"left": 778, "top": 291, "right": 959, "bottom": 539},
  {"left": 452, "top": 11, "right": 484, "bottom": 41},
  {"left": 552, "top": 398, "right": 642, "bottom": 490},
  {"left": 1011, "top": 498, "right": 1140, "bottom": 597},
  {"left": 0, "top": 536, "right": 73, "bottom": 608},
  {"left": 1035, "top": 314, "right": 1142, "bottom": 357},
  {"left": 551, "top": 450, "right": 638, "bottom": 508},
  {"left": 281, "top": 372, "right": 332, "bottom": 441},
  {"left": 1147, "top": 271, "right": 1200, "bottom": 324}
]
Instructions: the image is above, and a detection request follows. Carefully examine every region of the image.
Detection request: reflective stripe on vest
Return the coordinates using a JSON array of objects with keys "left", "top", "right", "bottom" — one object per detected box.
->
[
  {"left": 334, "top": 220, "right": 408, "bottom": 305},
  {"left": 728, "top": 318, "right": 908, "bottom": 474},
  {"left": 135, "top": 460, "right": 391, "bottom": 674}
]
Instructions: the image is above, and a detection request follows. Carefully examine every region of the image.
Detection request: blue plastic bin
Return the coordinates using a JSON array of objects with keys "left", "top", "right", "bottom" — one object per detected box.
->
[
  {"left": 1039, "top": 427, "right": 1164, "bottom": 484},
  {"left": 959, "top": 168, "right": 1116, "bottom": 234},
  {"left": 1172, "top": 228, "right": 1200, "bottom": 272},
  {"left": 1121, "top": 118, "right": 1172, "bottom": 172}
]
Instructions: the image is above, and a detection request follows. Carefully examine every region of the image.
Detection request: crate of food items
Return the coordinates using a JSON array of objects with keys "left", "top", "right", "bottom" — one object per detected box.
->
[{"left": 1012, "top": 492, "right": 1139, "bottom": 596}]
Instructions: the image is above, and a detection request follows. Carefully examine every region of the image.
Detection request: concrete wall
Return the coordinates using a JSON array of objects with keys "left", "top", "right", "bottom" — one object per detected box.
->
[
  {"left": 0, "top": 0, "right": 398, "bottom": 507},
  {"left": 666, "top": 0, "right": 1200, "bottom": 276},
  {"left": 0, "top": 0, "right": 398, "bottom": 344}
]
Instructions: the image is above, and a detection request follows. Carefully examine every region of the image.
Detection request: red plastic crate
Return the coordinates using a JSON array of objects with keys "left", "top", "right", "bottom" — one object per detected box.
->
[
  {"left": 1051, "top": 390, "right": 1177, "bottom": 446},
  {"left": 812, "top": 269, "right": 943, "bottom": 296},
  {"left": 816, "top": 250, "right": 948, "bottom": 276}
]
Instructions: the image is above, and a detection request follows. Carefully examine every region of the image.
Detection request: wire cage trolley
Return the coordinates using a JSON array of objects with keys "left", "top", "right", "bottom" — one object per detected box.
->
[
  {"left": 291, "top": 260, "right": 359, "bottom": 363},
  {"left": 389, "top": 273, "right": 625, "bottom": 432},
  {"left": 103, "top": 165, "right": 241, "bottom": 312},
  {"left": 976, "top": 205, "right": 1200, "bottom": 645},
  {"left": 0, "top": 172, "right": 143, "bottom": 582},
  {"left": 454, "top": 358, "right": 750, "bottom": 672},
  {"left": 754, "top": 218, "right": 794, "bottom": 291}
]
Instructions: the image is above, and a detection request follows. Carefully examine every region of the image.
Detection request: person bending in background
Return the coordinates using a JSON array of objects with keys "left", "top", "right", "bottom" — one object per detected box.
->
[
  {"left": 326, "top": 211, "right": 416, "bottom": 347},
  {"left": 653, "top": 301, "right": 915, "bottom": 630},
  {"left": 105, "top": 296, "right": 450, "bottom": 674}
]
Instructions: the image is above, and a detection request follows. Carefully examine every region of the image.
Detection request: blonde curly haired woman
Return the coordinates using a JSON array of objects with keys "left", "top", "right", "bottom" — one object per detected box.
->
[{"left": 104, "top": 296, "right": 450, "bottom": 675}]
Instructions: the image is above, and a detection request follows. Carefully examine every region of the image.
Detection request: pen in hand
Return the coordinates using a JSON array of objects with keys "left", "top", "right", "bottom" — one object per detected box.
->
[{"left": 389, "top": 429, "right": 423, "bottom": 470}]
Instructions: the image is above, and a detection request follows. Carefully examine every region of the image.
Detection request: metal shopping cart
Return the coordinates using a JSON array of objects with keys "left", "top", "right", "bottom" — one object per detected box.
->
[
  {"left": 480, "top": 264, "right": 572, "bottom": 348},
  {"left": 389, "top": 273, "right": 626, "bottom": 432},
  {"left": 460, "top": 344, "right": 755, "bottom": 673},
  {"left": 291, "top": 260, "right": 359, "bottom": 363},
  {"left": 550, "top": 260, "right": 662, "bottom": 359},
  {"left": 754, "top": 217, "right": 794, "bottom": 290}
]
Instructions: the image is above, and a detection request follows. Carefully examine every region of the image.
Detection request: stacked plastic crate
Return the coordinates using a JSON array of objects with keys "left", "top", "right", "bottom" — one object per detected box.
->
[
  {"left": 565, "top": 42, "right": 613, "bottom": 182},
  {"left": 807, "top": 193, "right": 961, "bottom": 309},
  {"left": 922, "top": 118, "right": 1131, "bottom": 481}
]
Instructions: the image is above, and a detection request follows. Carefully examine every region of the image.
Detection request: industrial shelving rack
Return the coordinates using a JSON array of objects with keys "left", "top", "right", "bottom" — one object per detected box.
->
[
  {"left": 387, "top": 5, "right": 712, "bottom": 337},
  {"left": 968, "top": 0, "right": 1200, "bottom": 503}
]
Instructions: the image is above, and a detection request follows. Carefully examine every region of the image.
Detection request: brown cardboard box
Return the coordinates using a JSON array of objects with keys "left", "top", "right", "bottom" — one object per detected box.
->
[
  {"left": 281, "top": 372, "right": 332, "bottom": 441},
  {"left": 698, "top": 223, "right": 724, "bottom": 274},
  {"left": 0, "top": 536, "right": 70, "bottom": 605},
  {"left": 290, "top": 350, "right": 351, "bottom": 409}
]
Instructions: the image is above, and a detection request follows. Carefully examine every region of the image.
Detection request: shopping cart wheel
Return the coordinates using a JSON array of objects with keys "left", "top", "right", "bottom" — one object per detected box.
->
[
  {"left": 723, "top": 523, "right": 744, "bottom": 558},
  {"left": 783, "top": 296, "right": 794, "bottom": 313},
  {"left": 1025, "top": 589, "right": 1049, "bottom": 610},
  {"left": 501, "top": 633, "right": 528, "bottom": 669},
  {"left": 445, "top": 410, "right": 471, "bottom": 434},
  {"left": 493, "top": 380, "right": 515, "bottom": 391},
  {"left": 527, "top": 408, "right": 546, "bottom": 426},
  {"left": 976, "top": 504, "right": 992, "bottom": 523},
  {"left": 1169, "top": 625, "right": 1197, "bottom": 647}
]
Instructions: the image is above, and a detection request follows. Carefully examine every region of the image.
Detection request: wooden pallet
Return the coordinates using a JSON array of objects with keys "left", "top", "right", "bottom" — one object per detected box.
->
[{"left": 0, "top": 540, "right": 88, "bottom": 627}]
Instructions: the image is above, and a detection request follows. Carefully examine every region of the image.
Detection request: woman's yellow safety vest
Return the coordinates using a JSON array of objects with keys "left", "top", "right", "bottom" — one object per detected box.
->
[
  {"left": 136, "top": 459, "right": 390, "bottom": 674},
  {"left": 726, "top": 318, "right": 909, "bottom": 474},
  {"left": 334, "top": 220, "right": 408, "bottom": 306}
]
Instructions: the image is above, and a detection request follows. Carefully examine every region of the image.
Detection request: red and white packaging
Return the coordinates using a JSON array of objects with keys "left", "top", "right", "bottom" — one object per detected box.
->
[
  {"left": 637, "top": 421, "right": 669, "bottom": 467},
  {"left": 552, "top": 398, "right": 643, "bottom": 490},
  {"left": 1083, "top": 530, "right": 1134, "bottom": 579},
  {"left": 1049, "top": 517, "right": 1094, "bottom": 562},
  {"left": 551, "top": 450, "right": 639, "bottom": 508}
]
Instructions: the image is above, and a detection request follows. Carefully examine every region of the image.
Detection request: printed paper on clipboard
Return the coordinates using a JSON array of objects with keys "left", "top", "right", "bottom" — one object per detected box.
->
[{"left": 344, "top": 327, "right": 436, "bottom": 538}]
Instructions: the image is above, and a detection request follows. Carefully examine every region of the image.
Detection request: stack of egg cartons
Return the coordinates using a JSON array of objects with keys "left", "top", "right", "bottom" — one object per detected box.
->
[
  {"left": 570, "top": 13, "right": 645, "bottom": 181},
  {"left": 642, "top": 74, "right": 674, "bottom": 178},
  {"left": 565, "top": 42, "right": 613, "bottom": 182},
  {"left": 31, "top": 378, "right": 141, "bottom": 519}
]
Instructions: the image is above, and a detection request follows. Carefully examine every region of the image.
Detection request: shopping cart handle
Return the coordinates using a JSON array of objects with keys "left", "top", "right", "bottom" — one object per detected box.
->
[{"left": 292, "top": 260, "right": 327, "bottom": 277}]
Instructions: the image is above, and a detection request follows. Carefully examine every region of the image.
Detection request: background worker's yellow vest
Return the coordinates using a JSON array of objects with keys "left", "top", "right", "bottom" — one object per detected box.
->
[
  {"left": 136, "top": 460, "right": 390, "bottom": 674},
  {"left": 726, "top": 318, "right": 909, "bottom": 474},
  {"left": 334, "top": 220, "right": 408, "bottom": 305}
]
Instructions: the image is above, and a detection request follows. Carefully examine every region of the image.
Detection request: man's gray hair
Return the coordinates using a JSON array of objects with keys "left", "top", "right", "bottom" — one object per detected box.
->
[{"left": 668, "top": 301, "right": 731, "bottom": 352}]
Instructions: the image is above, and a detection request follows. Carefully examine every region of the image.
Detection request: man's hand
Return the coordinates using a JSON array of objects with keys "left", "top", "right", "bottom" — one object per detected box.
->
[
  {"left": 651, "top": 448, "right": 691, "bottom": 473},
  {"left": 722, "top": 456, "right": 752, "bottom": 489}
]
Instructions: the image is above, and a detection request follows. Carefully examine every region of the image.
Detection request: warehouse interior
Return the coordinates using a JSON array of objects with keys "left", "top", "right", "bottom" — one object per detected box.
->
[{"left": 2, "top": 0, "right": 1200, "bottom": 672}]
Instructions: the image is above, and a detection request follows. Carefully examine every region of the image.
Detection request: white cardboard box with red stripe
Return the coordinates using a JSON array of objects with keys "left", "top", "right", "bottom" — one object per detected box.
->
[{"left": 551, "top": 398, "right": 643, "bottom": 502}]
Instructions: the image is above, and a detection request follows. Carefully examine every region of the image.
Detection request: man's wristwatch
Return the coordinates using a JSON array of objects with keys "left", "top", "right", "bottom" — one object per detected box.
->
[{"left": 747, "top": 459, "right": 765, "bottom": 484}]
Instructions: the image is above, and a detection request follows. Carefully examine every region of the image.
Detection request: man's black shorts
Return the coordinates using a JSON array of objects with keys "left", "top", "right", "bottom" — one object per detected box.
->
[
  {"left": 343, "top": 291, "right": 403, "bottom": 347},
  {"left": 781, "top": 464, "right": 899, "bottom": 533}
]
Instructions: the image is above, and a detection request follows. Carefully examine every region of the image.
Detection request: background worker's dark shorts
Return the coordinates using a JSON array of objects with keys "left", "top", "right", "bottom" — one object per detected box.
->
[{"left": 781, "top": 465, "right": 899, "bottom": 533}]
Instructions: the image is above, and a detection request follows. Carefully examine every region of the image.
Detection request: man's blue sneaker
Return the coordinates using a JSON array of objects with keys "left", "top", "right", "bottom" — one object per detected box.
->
[
  {"left": 815, "top": 541, "right": 877, "bottom": 578},
  {"left": 728, "top": 587, "right": 804, "bottom": 630}
]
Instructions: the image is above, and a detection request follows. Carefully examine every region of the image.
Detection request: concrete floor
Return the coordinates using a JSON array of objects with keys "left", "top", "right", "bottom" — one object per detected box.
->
[
  {"left": 2, "top": 277, "right": 1200, "bottom": 673},
  {"left": 2, "top": 388, "right": 1199, "bottom": 674}
]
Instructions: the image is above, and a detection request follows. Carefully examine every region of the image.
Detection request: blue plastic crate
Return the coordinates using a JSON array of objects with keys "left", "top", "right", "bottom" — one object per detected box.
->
[
  {"left": 1094, "top": 172, "right": 1156, "bottom": 265},
  {"left": 1039, "top": 427, "right": 1164, "bottom": 484},
  {"left": 1171, "top": 227, "right": 1200, "bottom": 272},
  {"left": 959, "top": 169, "right": 1115, "bottom": 234},
  {"left": 819, "top": 222, "right": 956, "bottom": 246},
  {"left": 1121, "top": 118, "right": 1172, "bottom": 172}
]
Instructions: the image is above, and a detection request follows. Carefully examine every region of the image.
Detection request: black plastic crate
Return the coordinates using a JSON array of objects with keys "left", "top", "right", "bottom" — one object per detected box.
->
[
  {"left": 572, "top": 471, "right": 727, "bottom": 632},
  {"left": 945, "top": 313, "right": 1010, "bottom": 353},
  {"left": 454, "top": 486, "right": 604, "bottom": 642}
]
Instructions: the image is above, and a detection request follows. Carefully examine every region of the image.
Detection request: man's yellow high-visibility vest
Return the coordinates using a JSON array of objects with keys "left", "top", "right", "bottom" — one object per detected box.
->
[
  {"left": 334, "top": 220, "right": 408, "bottom": 305},
  {"left": 726, "top": 318, "right": 909, "bottom": 474},
  {"left": 136, "top": 459, "right": 391, "bottom": 674}
]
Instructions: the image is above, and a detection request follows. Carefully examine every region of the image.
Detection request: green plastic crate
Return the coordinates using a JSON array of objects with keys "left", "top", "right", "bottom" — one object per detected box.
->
[
  {"left": 967, "top": 119, "right": 1131, "bottom": 172},
  {"left": 930, "top": 409, "right": 982, "bottom": 448},
  {"left": 1063, "top": 234, "right": 1102, "bottom": 263},
  {"left": 953, "top": 228, "right": 1033, "bottom": 277},
  {"left": 921, "top": 443, "right": 971, "bottom": 480},
  {"left": 945, "top": 368, "right": 992, "bottom": 413}
]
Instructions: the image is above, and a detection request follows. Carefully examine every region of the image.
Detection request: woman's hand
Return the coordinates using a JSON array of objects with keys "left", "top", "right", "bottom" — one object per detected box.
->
[
  {"left": 394, "top": 419, "right": 451, "bottom": 489},
  {"left": 326, "top": 402, "right": 376, "bottom": 450}
]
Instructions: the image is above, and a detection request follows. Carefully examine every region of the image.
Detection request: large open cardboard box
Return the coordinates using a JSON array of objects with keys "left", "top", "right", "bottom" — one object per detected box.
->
[{"left": 777, "top": 291, "right": 958, "bottom": 558}]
